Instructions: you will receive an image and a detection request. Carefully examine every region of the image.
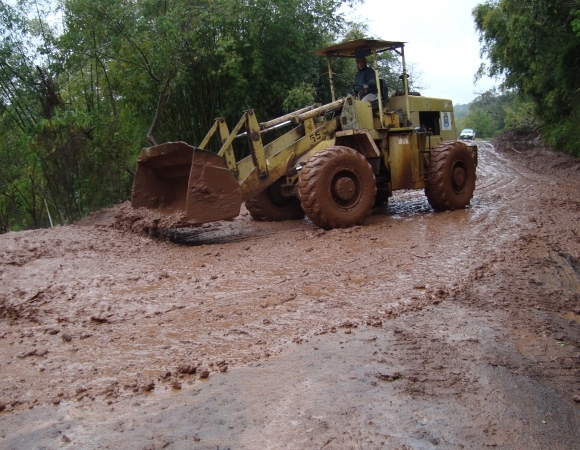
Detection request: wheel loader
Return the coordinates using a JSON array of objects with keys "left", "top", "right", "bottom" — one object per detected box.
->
[{"left": 131, "top": 39, "right": 477, "bottom": 230}]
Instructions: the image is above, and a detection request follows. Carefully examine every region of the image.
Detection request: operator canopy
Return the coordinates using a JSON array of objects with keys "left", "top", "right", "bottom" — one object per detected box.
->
[{"left": 315, "top": 39, "right": 406, "bottom": 58}]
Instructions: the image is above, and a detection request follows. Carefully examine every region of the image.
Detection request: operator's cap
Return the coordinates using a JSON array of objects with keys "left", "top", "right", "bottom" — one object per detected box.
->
[{"left": 354, "top": 47, "right": 371, "bottom": 60}]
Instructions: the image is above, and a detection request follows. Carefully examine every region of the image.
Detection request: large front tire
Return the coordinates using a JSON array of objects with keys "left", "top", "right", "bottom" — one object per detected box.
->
[
  {"left": 298, "top": 146, "right": 376, "bottom": 229},
  {"left": 425, "top": 141, "right": 476, "bottom": 211},
  {"left": 245, "top": 178, "right": 305, "bottom": 221}
]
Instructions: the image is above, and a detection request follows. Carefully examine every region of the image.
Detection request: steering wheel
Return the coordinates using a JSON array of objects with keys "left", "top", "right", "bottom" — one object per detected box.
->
[{"left": 347, "top": 84, "right": 368, "bottom": 99}]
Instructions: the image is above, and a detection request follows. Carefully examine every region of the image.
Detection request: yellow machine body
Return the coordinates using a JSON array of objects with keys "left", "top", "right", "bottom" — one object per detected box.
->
[{"left": 131, "top": 39, "right": 477, "bottom": 228}]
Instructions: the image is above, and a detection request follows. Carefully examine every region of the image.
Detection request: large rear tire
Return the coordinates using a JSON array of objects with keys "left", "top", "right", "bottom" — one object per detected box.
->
[
  {"left": 298, "top": 146, "right": 376, "bottom": 229},
  {"left": 245, "top": 177, "right": 304, "bottom": 221},
  {"left": 374, "top": 187, "right": 391, "bottom": 206},
  {"left": 425, "top": 141, "right": 476, "bottom": 211}
]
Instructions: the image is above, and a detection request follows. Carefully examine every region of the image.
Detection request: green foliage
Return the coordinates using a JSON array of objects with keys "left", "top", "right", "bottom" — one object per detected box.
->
[
  {"left": 5, "top": 0, "right": 422, "bottom": 233},
  {"left": 474, "top": 0, "right": 580, "bottom": 155},
  {"left": 0, "top": 0, "right": 361, "bottom": 232},
  {"left": 283, "top": 83, "right": 317, "bottom": 112},
  {"left": 503, "top": 96, "right": 537, "bottom": 132},
  {"left": 318, "top": 21, "right": 425, "bottom": 102},
  {"left": 453, "top": 104, "right": 470, "bottom": 119},
  {"left": 543, "top": 112, "right": 580, "bottom": 157},
  {"left": 463, "top": 108, "right": 495, "bottom": 139},
  {"left": 458, "top": 88, "right": 537, "bottom": 139}
]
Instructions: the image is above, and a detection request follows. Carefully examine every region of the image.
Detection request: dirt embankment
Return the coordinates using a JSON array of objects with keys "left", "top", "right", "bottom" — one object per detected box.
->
[{"left": 0, "top": 137, "right": 579, "bottom": 449}]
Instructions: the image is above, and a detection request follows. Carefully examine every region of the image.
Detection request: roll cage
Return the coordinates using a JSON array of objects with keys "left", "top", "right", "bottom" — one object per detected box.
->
[{"left": 315, "top": 39, "right": 412, "bottom": 128}]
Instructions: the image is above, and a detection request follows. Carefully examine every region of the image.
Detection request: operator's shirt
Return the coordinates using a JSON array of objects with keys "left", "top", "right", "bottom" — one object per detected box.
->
[{"left": 355, "top": 66, "right": 377, "bottom": 94}]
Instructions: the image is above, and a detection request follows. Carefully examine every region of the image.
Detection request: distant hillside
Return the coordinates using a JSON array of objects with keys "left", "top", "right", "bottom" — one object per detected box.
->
[{"left": 454, "top": 103, "right": 470, "bottom": 119}]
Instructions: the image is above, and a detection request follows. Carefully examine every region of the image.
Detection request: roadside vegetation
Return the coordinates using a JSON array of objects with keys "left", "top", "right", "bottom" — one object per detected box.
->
[
  {"left": 455, "top": 89, "right": 536, "bottom": 140},
  {"left": 1, "top": 0, "right": 580, "bottom": 232},
  {"left": 459, "top": 0, "right": 580, "bottom": 149},
  {"left": 0, "top": 0, "right": 364, "bottom": 232}
]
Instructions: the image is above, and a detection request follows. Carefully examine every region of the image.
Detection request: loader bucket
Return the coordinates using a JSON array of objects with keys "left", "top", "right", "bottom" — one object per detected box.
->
[{"left": 131, "top": 142, "right": 242, "bottom": 225}]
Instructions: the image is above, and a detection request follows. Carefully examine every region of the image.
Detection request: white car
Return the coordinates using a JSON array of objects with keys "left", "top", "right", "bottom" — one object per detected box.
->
[{"left": 460, "top": 128, "right": 476, "bottom": 140}]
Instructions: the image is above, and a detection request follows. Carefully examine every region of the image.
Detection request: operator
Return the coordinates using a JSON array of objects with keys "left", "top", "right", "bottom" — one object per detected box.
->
[{"left": 355, "top": 57, "right": 377, "bottom": 102}]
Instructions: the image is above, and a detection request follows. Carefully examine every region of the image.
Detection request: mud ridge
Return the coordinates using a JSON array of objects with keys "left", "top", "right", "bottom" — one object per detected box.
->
[{"left": 0, "top": 138, "right": 579, "bottom": 448}]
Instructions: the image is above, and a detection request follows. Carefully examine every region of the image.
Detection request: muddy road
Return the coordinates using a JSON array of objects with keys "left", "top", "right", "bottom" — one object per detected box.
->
[{"left": 1, "top": 140, "right": 579, "bottom": 449}]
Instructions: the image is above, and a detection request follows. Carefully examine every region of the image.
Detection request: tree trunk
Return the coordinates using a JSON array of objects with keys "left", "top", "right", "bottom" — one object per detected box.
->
[{"left": 147, "top": 73, "right": 174, "bottom": 146}]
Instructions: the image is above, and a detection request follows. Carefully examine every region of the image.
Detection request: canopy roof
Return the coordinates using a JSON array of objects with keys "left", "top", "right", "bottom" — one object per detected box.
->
[{"left": 314, "top": 39, "right": 405, "bottom": 58}]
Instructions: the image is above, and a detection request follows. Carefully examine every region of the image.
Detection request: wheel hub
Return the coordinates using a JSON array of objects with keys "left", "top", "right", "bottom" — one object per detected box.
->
[
  {"left": 452, "top": 165, "right": 467, "bottom": 191},
  {"left": 333, "top": 176, "right": 356, "bottom": 201},
  {"left": 267, "top": 180, "right": 292, "bottom": 206}
]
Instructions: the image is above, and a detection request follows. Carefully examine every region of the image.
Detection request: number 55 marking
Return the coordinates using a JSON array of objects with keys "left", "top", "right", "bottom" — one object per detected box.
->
[{"left": 309, "top": 129, "right": 322, "bottom": 143}]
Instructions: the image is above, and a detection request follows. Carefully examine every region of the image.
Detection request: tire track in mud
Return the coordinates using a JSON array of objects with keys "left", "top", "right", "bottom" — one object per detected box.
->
[
  {"left": 454, "top": 140, "right": 580, "bottom": 412},
  {"left": 164, "top": 219, "right": 313, "bottom": 245},
  {"left": 0, "top": 143, "right": 516, "bottom": 370},
  {"left": 152, "top": 141, "right": 545, "bottom": 362},
  {"left": 138, "top": 141, "right": 536, "bottom": 362},
  {"left": 1, "top": 140, "right": 579, "bottom": 432}
]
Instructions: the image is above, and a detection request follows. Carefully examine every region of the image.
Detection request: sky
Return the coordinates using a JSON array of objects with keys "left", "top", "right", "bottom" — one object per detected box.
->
[{"left": 342, "top": 0, "right": 499, "bottom": 105}]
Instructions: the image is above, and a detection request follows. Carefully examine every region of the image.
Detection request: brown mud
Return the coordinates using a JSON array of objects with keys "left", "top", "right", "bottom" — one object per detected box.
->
[{"left": 1, "top": 139, "right": 580, "bottom": 448}]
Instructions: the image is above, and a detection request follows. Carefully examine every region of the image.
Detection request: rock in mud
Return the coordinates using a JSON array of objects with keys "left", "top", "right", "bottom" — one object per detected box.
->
[
  {"left": 172, "top": 381, "right": 182, "bottom": 390},
  {"left": 0, "top": 402, "right": 5, "bottom": 412},
  {"left": 366, "top": 317, "right": 382, "bottom": 327},
  {"left": 17, "top": 348, "right": 48, "bottom": 358},
  {"left": 375, "top": 372, "right": 401, "bottom": 382},
  {"left": 199, "top": 369, "right": 210, "bottom": 379},
  {"left": 90, "top": 316, "right": 108, "bottom": 324},
  {"left": 61, "top": 333, "right": 72, "bottom": 342},
  {"left": 179, "top": 364, "right": 197, "bottom": 374},
  {"left": 279, "top": 293, "right": 296, "bottom": 303},
  {"left": 142, "top": 382, "right": 155, "bottom": 392}
]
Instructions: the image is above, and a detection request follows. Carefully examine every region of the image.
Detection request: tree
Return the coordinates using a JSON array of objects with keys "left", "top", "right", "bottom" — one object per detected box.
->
[
  {"left": 458, "top": 88, "right": 537, "bottom": 139},
  {"left": 307, "top": 21, "right": 426, "bottom": 107},
  {"left": 0, "top": 0, "right": 367, "bottom": 232},
  {"left": 474, "top": 0, "right": 580, "bottom": 155},
  {"left": 0, "top": 0, "right": 60, "bottom": 229}
]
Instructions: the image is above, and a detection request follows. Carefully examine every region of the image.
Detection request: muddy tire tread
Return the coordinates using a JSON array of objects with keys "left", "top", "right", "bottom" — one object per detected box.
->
[
  {"left": 298, "top": 146, "right": 376, "bottom": 229},
  {"left": 245, "top": 182, "right": 304, "bottom": 222},
  {"left": 425, "top": 140, "right": 476, "bottom": 211}
]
